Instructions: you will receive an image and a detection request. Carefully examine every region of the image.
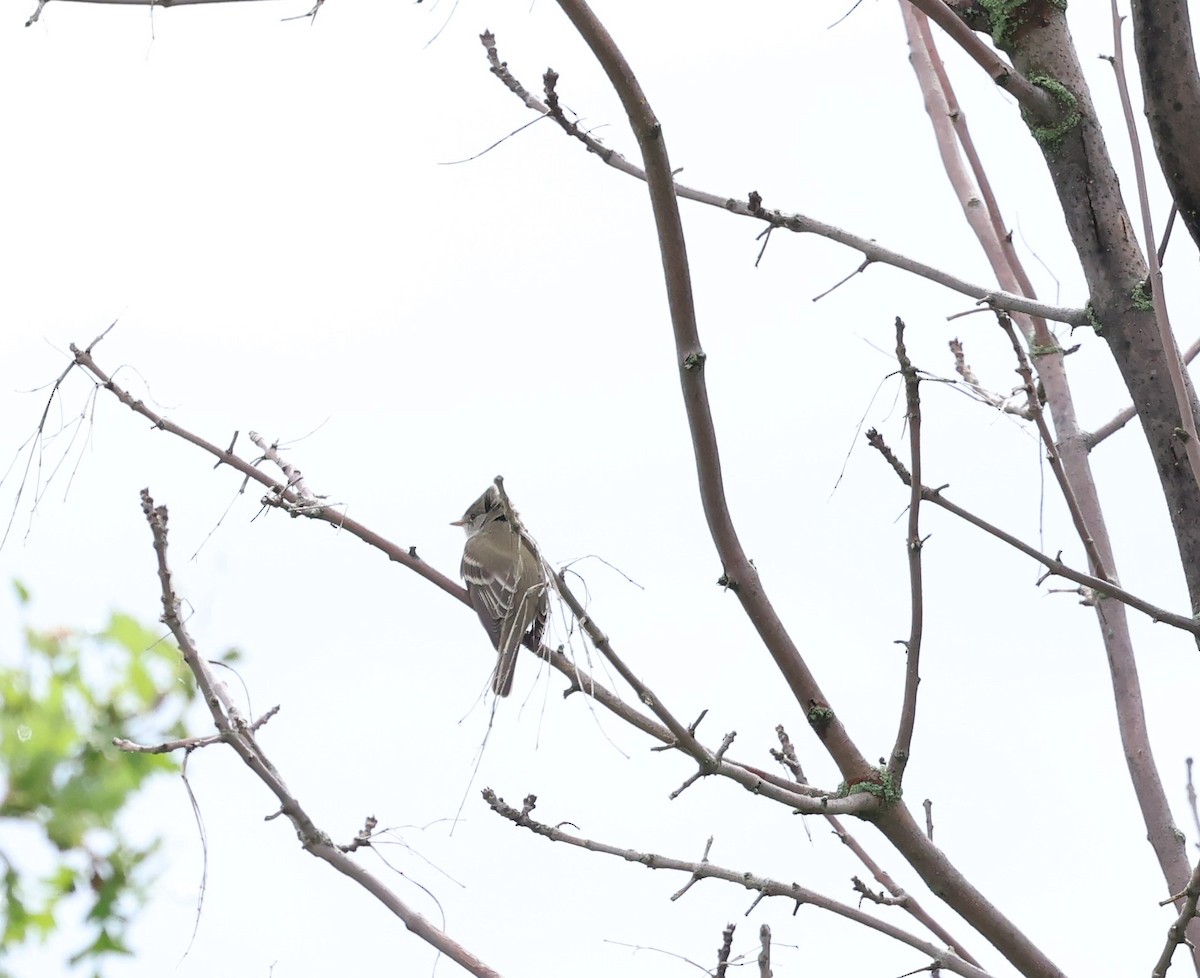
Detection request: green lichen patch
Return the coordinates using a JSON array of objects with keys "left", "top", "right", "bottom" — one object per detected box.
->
[{"left": 1025, "top": 74, "right": 1080, "bottom": 156}]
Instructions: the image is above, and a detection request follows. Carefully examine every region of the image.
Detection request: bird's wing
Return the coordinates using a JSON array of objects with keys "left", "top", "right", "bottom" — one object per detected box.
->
[{"left": 461, "top": 533, "right": 522, "bottom": 649}]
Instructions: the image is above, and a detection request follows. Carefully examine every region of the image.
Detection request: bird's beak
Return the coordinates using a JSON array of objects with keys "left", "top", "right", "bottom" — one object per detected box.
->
[{"left": 450, "top": 519, "right": 467, "bottom": 527}]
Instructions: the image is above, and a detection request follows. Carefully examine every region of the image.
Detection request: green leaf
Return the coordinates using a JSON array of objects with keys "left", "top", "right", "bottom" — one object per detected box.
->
[{"left": 1, "top": 585, "right": 211, "bottom": 973}]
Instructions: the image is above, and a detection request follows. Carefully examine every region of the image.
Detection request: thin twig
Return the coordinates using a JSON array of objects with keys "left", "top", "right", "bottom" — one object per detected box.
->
[
  {"left": 997, "top": 314, "right": 1111, "bottom": 582},
  {"left": 69, "top": 345, "right": 465, "bottom": 601},
  {"left": 137, "top": 490, "right": 506, "bottom": 978},
  {"left": 865, "top": 429, "right": 1200, "bottom": 636},
  {"left": 550, "top": 567, "right": 718, "bottom": 783},
  {"left": 888, "top": 318, "right": 925, "bottom": 786},
  {"left": 483, "top": 790, "right": 994, "bottom": 978},
  {"left": 1150, "top": 856, "right": 1200, "bottom": 978},
  {"left": 478, "top": 33, "right": 1087, "bottom": 328},
  {"left": 113, "top": 706, "right": 279, "bottom": 753},
  {"left": 826, "top": 812, "right": 980, "bottom": 964}
]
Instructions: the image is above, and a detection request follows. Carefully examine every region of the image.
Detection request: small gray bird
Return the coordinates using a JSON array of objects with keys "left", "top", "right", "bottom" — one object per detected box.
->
[{"left": 453, "top": 486, "right": 548, "bottom": 697}]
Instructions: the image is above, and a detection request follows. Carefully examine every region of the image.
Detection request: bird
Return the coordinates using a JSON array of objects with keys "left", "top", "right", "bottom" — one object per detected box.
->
[{"left": 453, "top": 485, "right": 548, "bottom": 696}]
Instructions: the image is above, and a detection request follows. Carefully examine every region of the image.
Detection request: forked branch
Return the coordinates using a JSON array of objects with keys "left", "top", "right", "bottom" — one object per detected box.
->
[{"left": 482, "top": 789, "right": 994, "bottom": 978}]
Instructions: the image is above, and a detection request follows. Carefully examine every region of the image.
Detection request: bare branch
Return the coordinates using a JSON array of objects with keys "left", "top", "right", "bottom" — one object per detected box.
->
[
  {"left": 482, "top": 789, "right": 994, "bottom": 978},
  {"left": 113, "top": 705, "right": 279, "bottom": 754},
  {"left": 1151, "top": 857, "right": 1200, "bottom": 978},
  {"left": 25, "top": 0, "right": 283, "bottom": 26},
  {"left": 70, "top": 344, "right": 465, "bottom": 602},
  {"left": 827, "top": 805, "right": 981, "bottom": 964},
  {"left": 549, "top": 567, "right": 715, "bottom": 772},
  {"left": 997, "top": 314, "right": 1113, "bottom": 583},
  {"left": 903, "top": 0, "right": 1056, "bottom": 119},
  {"left": 865, "top": 429, "right": 1200, "bottom": 636},
  {"left": 478, "top": 32, "right": 1087, "bottom": 328},
  {"left": 138, "top": 489, "right": 506, "bottom": 978},
  {"left": 888, "top": 319, "right": 926, "bottom": 786},
  {"left": 773, "top": 726, "right": 981, "bottom": 965}
]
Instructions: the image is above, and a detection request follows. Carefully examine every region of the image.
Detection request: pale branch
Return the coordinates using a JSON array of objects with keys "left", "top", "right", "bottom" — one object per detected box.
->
[
  {"left": 248, "top": 431, "right": 318, "bottom": 504},
  {"left": 888, "top": 318, "right": 926, "bottom": 787},
  {"left": 113, "top": 705, "right": 279, "bottom": 754},
  {"left": 1106, "top": 3, "right": 1200, "bottom": 494},
  {"left": 25, "top": 0, "right": 280, "bottom": 26},
  {"left": 482, "top": 789, "right": 994, "bottom": 978},
  {"left": 904, "top": 7, "right": 1076, "bottom": 368},
  {"left": 478, "top": 32, "right": 1088, "bottom": 328},
  {"left": 865, "top": 429, "right": 1200, "bottom": 637},
  {"left": 902, "top": 0, "right": 1055, "bottom": 119},
  {"left": 136, "top": 489, "right": 506, "bottom": 978},
  {"left": 114, "top": 732, "right": 223, "bottom": 753},
  {"left": 854, "top": 877, "right": 908, "bottom": 906},
  {"left": 550, "top": 0, "right": 874, "bottom": 785},
  {"left": 998, "top": 314, "right": 1114, "bottom": 584}
]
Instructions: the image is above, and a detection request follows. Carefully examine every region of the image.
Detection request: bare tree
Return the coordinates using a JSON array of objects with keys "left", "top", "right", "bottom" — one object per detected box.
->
[{"left": 8, "top": 2, "right": 1200, "bottom": 978}]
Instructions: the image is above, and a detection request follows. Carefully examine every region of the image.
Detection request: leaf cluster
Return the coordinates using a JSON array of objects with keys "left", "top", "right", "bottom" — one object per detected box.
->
[{"left": 0, "top": 583, "right": 198, "bottom": 977}]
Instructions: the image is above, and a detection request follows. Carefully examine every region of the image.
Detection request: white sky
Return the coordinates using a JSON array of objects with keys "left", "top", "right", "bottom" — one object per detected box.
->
[{"left": 2, "top": 2, "right": 1199, "bottom": 977}]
